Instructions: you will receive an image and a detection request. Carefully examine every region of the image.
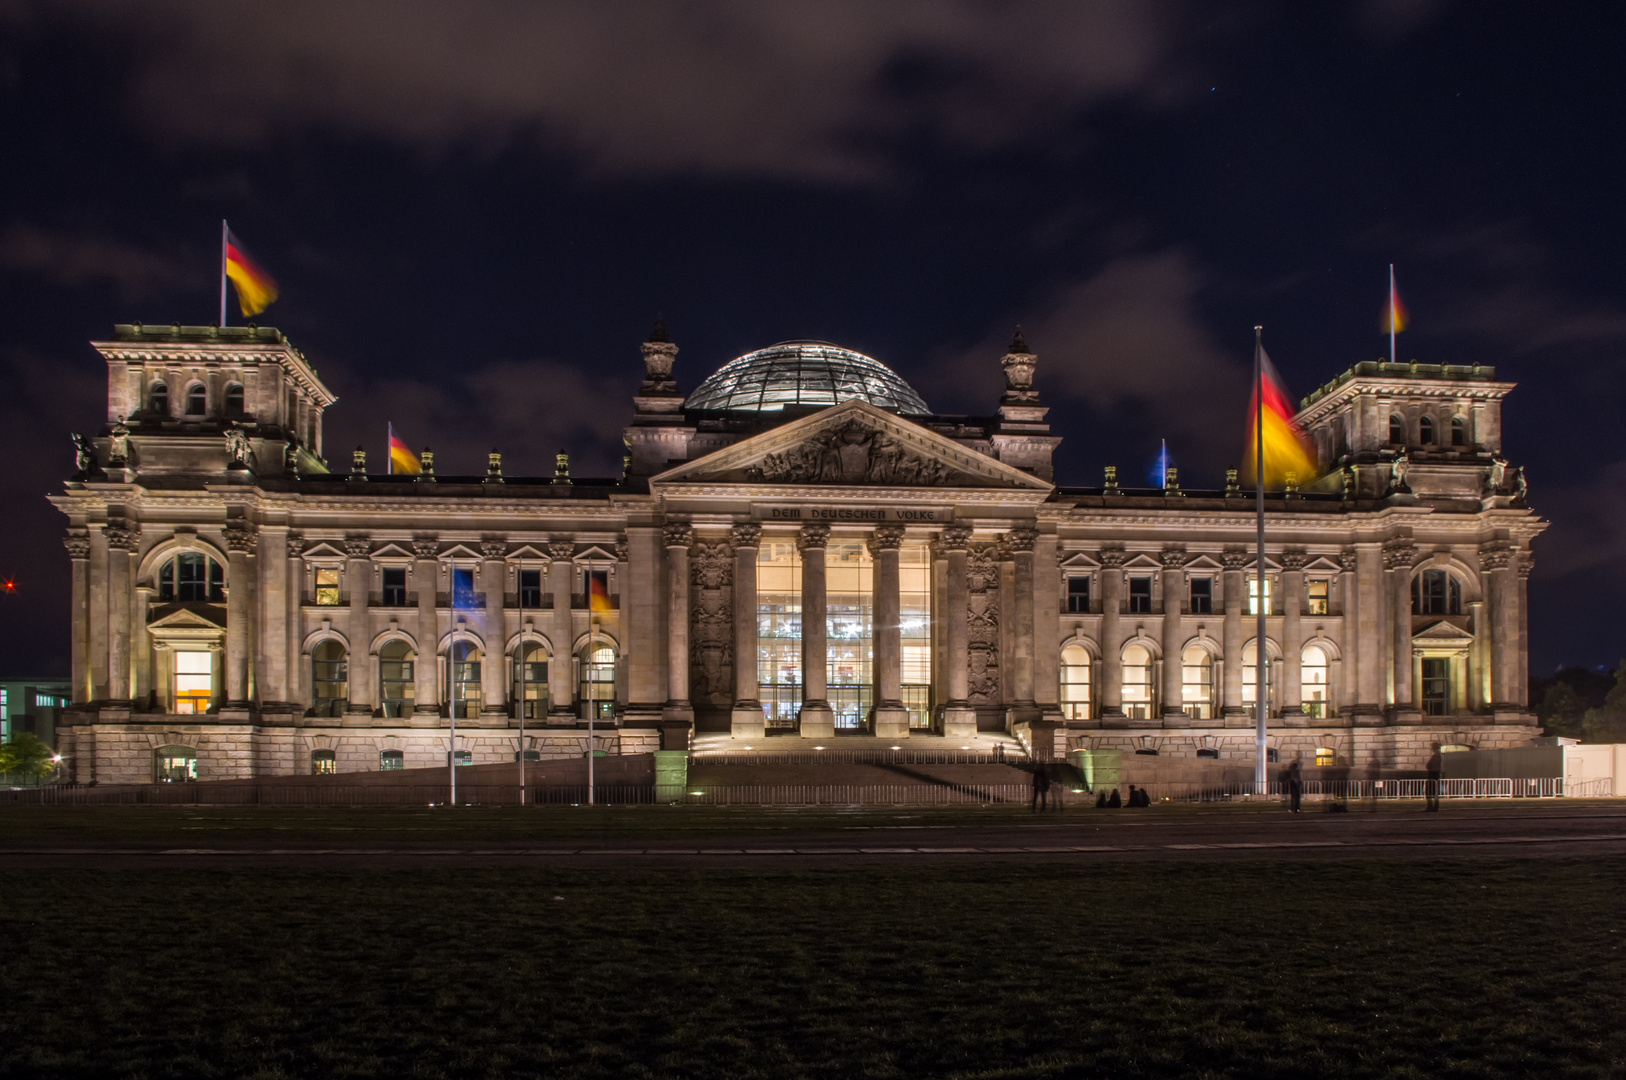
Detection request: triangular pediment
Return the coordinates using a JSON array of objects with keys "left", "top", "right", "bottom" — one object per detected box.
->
[
  {"left": 300, "top": 541, "right": 348, "bottom": 561},
  {"left": 652, "top": 400, "right": 1052, "bottom": 492},
  {"left": 1122, "top": 553, "right": 1164, "bottom": 571},
  {"left": 370, "top": 542, "right": 415, "bottom": 561},
  {"left": 1184, "top": 554, "right": 1224, "bottom": 572},
  {"left": 1304, "top": 556, "right": 1344, "bottom": 574},
  {"left": 1059, "top": 551, "right": 1100, "bottom": 569},
  {"left": 147, "top": 605, "right": 227, "bottom": 631},
  {"left": 1413, "top": 620, "right": 1475, "bottom": 646}
]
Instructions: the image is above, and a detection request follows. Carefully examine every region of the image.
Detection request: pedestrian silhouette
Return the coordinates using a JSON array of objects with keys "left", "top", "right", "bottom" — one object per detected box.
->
[
  {"left": 1425, "top": 743, "right": 1442, "bottom": 811},
  {"left": 1287, "top": 758, "right": 1303, "bottom": 813},
  {"left": 1108, "top": 788, "right": 1122, "bottom": 808},
  {"left": 1031, "top": 764, "right": 1051, "bottom": 812}
]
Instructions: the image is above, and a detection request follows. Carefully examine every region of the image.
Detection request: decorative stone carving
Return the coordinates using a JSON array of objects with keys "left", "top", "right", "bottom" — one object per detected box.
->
[
  {"left": 640, "top": 319, "right": 680, "bottom": 395},
  {"left": 411, "top": 537, "right": 438, "bottom": 560},
  {"left": 344, "top": 536, "right": 371, "bottom": 558},
  {"left": 939, "top": 524, "right": 972, "bottom": 551},
  {"left": 547, "top": 541, "right": 576, "bottom": 562},
  {"left": 1001, "top": 329, "right": 1036, "bottom": 396},
  {"left": 730, "top": 523, "right": 762, "bottom": 549},
  {"left": 103, "top": 525, "right": 136, "bottom": 550},
  {"left": 867, "top": 526, "right": 904, "bottom": 555},
  {"left": 1159, "top": 546, "right": 1189, "bottom": 569},
  {"left": 1338, "top": 550, "right": 1358, "bottom": 573},
  {"left": 224, "top": 423, "right": 255, "bottom": 471},
  {"left": 689, "top": 540, "right": 735, "bottom": 708},
  {"left": 966, "top": 545, "right": 1001, "bottom": 704},
  {"left": 108, "top": 418, "right": 131, "bottom": 467},
  {"left": 1479, "top": 546, "right": 1511, "bottom": 572},
  {"left": 63, "top": 532, "right": 91, "bottom": 559},
  {"left": 1512, "top": 466, "right": 1528, "bottom": 504},
  {"left": 224, "top": 527, "right": 258, "bottom": 554},
  {"left": 1005, "top": 527, "right": 1039, "bottom": 554},
  {"left": 663, "top": 522, "right": 694, "bottom": 548},
  {"left": 1221, "top": 547, "right": 1249, "bottom": 571},
  {"left": 614, "top": 541, "right": 629, "bottom": 562},
  {"left": 1280, "top": 549, "right": 1308, "bottom": 572},
  {"left": 1486, "top": 454, "right": 1508, "bottom": 496},
  {"left": 1382, "top": 543, "right": 1417, "bottom": 571},
  {"left": 744, "top": 418, "right": 953, "bottom": 486},
  {"left": 1388, "top": 450, "right": 1410, "bottom": 494},
  {"left": 480, "top": 540, "right": 507, "bottom": 560},
  {"left": 796, "top": 523, "right": 830, "bottom": 551},
  {"left": 1516, "top": 553, "right": 1533, "bottom": 579},
  {"left": 1098, "top": 546, "right": 1127, "bottom": 569},
  {"left": 288, "top": 533, "right": 307, "bottom": 559},
  {"left": 71, "top": 433, "right": 101, "bottom": 480}
]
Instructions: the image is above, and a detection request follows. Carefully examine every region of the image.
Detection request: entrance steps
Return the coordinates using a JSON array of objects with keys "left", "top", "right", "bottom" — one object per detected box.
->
[{"left": 689, "top": 732, "right": 1034, "bottom": 789}]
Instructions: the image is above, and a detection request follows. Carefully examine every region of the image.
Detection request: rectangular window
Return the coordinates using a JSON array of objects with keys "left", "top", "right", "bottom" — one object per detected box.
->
[
  {"left": 173, "top": 650, "right": 213, "bottom": 714},
  {"left": 381, "top": 567, "right": 407, "bottom": 606},
  {"left": 1248, "top": 575, "right": 1272, "bottom": 616},
  {"left": 757, "top": 541, "right": 802, "bottom": 729},
  {"left": 1421, "top": 657, "right": 1450, "bottom": 716},
  {"left": 518, "top": 568, "right": 543, "bottom": 608},
  {"left": 899, "top": 542, "right": 932, "bottom": 730},
  {"left": 826, "top": 541, "right": 873, "bottom": 731},
  {"left": 1307, "top": 579, "right": 1329, "bottom": 615},
  {"left": 1066, "top": 575, "right": 1091, "bottom": 613},
  {"left": 1189, "top": 577, "right": 1213, "bottom": 615},
  {"left": 1128, "top": 576, "right": 1152, "bottom": 614},
  {"left": 314, "top": 568, "right": 341, "bottom": 606},
  {"left": 1412, "top": 570, "right": 1461, "bottom": 616},
  {"left": 451, "top": 566, "right": 478, "bottom": 610}
]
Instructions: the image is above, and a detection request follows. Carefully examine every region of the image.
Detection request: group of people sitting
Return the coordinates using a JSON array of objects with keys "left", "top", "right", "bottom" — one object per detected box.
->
[{"left": 1094, "top": 785, "right": 1152, "bottom": 808}]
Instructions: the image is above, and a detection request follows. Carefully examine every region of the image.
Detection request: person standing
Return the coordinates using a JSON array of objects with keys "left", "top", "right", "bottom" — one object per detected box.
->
[
  {"left": 1287, "top": 758, "right": 1303, "bottom": 813},
  {"left": 1425, "top": 743, "right": 1442, "bottom": 812},
  {"left": 1031, "top": 764, "right": 1050, "bottom": 812}
]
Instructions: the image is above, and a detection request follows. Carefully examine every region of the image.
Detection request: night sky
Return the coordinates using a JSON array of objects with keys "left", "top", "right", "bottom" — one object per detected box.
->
[{"left": 1, "top": 2, "right": 1621, "bottom": 678}]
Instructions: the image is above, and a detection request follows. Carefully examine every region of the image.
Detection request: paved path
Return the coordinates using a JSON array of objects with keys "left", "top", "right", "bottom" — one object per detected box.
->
[{"left": 7, "top": 804, "right": 1626, "bottom": 867}]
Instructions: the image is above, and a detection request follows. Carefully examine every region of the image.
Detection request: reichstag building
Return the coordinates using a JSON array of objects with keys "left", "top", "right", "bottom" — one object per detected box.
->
[{"left": 53, "top": 321, "right": 1544, "bottom": 782}]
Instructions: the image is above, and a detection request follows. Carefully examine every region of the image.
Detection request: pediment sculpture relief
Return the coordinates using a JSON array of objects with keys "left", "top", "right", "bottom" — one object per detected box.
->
[{"left": 743, "top": 419, "right": 955, "bottom": 486}]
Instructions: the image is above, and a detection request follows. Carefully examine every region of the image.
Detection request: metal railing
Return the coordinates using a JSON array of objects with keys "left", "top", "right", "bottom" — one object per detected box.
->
[
  {"left": 692, "top": 749, "right": 1026, "bottom": 765},
  {"left": 1115, "top": 777, "right": 1616, "bottom": 803}
]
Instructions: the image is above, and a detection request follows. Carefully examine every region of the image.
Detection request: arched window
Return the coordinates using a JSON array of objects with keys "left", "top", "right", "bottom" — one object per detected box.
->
[
  {"left": 579, "top": 643, "right": 616, "bottom": 720},
  {"left": 449, "top": 640, "right": 482, "bottom": 719},
  {"left": 1301, "top": 644, "right": 1331, "bottom": 718},
  {"left": 513, "top": 641, "right": 549, "bottom": 720},
  {"left": 224, "top": 383, "right": 245, "bottom": 415},
  {"left": 1121, "top": 643, "right": 1153, "bottom": 720},
  {"left": 1411, "top": 569, "right": 1462, "bottom": 615},
  {"left": 1181, "top": 645, "right": 1214, "bottom": 719},
  {"left": 1451, "top": 416, "right": 1466, "bottom": 446},
  {"left": 157, "top": 552, "right": 226, "bottom": 603},
  {"left": 379, "top": 749, "right": 404, "bottom": 771},
  {"left": 378, "top": 640, "right": 415, "bottom": 718},
  {"left": 311, "top": 640, "right": 347, "bottom": 717},
  {"left": 1389, "top": 414, "right": 1406, "bottom": 444},
  {"left": 1060, "top": 644, "right": 1091, "bottom": 720},
  {"left": 1242, "top": 642, "right": 1273, "bottom": 714},
  {"left": 149, "top": 381, "right": 169, "bottom": 416},
  {"left": 1418, "top": 416, "right": 1435, "bottom": 445},
  {"left": 185, "top": 383, "right": 207, "bottom": 416},
  {"left": 154, "top": 745, "right": 197, "bottom": 783},
  {"left": 311, "top": 749, "right": 337, "bottom": 775}
]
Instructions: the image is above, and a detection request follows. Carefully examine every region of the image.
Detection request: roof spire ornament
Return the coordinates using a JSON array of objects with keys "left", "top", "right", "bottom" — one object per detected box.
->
[
  {"left": 1000, "top": 327, "right": 1038, "bottom": 402},
  {"left": 639, "top": 317, "right": 680, "bottom": 396}
]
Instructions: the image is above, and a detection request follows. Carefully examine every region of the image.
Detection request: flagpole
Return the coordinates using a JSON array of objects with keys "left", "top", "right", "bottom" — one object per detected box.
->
[
  {"left": 449, "top": 655, "right": 458, "bottom": 808},
  {"left": 517, "top": 563, "right": 526, "bottom": 808},
  {"left": 219, "top": 220, "right": 228, "bottom": 327},
  {"left": 1254, "top": 325, "right": 1268, "bottom": 790},
  {"left": 587, "top": 607, "right": 596, "bottom": 807},
  {"left": 1389, "top": 264, "right": 1397, "bottom": 366}
]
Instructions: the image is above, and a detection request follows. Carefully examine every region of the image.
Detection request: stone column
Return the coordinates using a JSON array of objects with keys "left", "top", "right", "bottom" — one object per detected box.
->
[
  {"left": 1004, "top": 527, "right": 1040, "bottom": 730},
  {"left": 133, "top": 585, "right": 154, "bottom": 706},
  {"left": 870, "top": 526, "right": 908, "bottom": 738},
  {"left": 1159, "top": 548, "right": 1188, "bottom": 721},
  {"left": 1280, "top": 549, "right": 1306, "bottom": 716},
  {"left": 547, "top": 542, "right": 576, "bottom": 722},
  {"left": 1386, "top": 542, "right": 1417, "bottom": 712},
  {"left": 1338, "top": 551, "right": 1360, "bottom": 716},
  {"left": 258, "top": 525, "right": 289, "bottom": 703},
  {"left": 730, "top": 524, "right": 764, "bottom": 738},
  {"left": 1099, "top": 547, "right": 1126, "bottom": 716},
  {"left": 411, "top": 537, "right": 440, "bottom": 721},
  {"left": 663, "top": 522, "right": 694, "bottom": 725},
  {"left": 1482, "top": 545, "right": 1518, "bottom": 708},
  {"left": 287, "top": 534, "right": 305, "bottom": 710},
  {"left": 343, "top": 535, "right": 372, "bottom": 717},
  {"left": 477, "top": 541, "right": 508, "bottom": 718},
  {"left": 1221, "top": 548, "right": 1247, "bottom": 721},
  {"left": 65, "top": 533, "right": 90, "bottom": 703},
  {"left": 624, "top": 526, "right": 665, "bottom": 721},
  {"left": 1354, "top": 543, "right": 1386, "bottom": 713},
  {"left": 223, "top": 525, "right": 257, "bottom": 708},
  {"left": 1517, "top": 556, "right": 1532, "bottom": 708},
  {"left": 103, "top": 526, "right": 134, "bottom": 702},
  {"left": 1033, "top": 532, "right": 1063, "bottom": 718},
  {"left": 940, "top": 525, "right": 976, "bottom": 738},
  {"left": 796, "top": 524, "right": 835, "bottom": 738},
  {"left": 1467, "top": 598, "right": 1487, "bottom": 711}
]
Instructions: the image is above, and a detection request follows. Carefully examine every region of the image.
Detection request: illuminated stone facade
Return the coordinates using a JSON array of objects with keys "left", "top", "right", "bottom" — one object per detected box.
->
[{"left": 53, "top": 323, "right": 1545, "bottom": 782}]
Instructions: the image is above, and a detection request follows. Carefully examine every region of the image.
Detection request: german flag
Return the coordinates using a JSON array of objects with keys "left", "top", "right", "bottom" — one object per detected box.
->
[
  {"left": 1244, "top": 345, "right": 1316, "bottom": 488},
  {"left": 587, "top": 569, "right": 614, "bottom": 614},
  {"left": 387, "top": 424, "right": 420, "bottom": 475},
  {"left": 224, "top": 227, "right": 278, "bottom": 317}
]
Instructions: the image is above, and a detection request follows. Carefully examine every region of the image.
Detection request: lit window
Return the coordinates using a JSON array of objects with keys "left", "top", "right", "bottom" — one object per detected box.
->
[
  {"left": 1248, "top": 575, "right": 1271, "bottom": 616},
  {"left": 154, "top": 745, "right": 197, "bottom": 782},
  {"left": 1306, "top": 579, "right": 1329, "bottom": 615},
  {"left": 1181, "top": 645, "right": 1213, "bottom": 719},
  {"left": 1128, "top": 576, "right": 1152, "bottom": 614},
  {"left": 451, "top": 566, "right": 478, "bottom": 611},
  {"left": 311, "top": 640, "right": 347, "bottom": 717},
  {"left": 1242, "top": 642, "right": 1272, "bottom": 712},
  {"left": 899, "top": 543, "right": 932, "bottom": 730},
  {"left": 1121, "top": 644, "right": 1153, "bottom": 720},
  {"left": 514, "top": 642, "right": 549, "bottom": 720},
  {"left": 1315, "top": 746, "right": 1336, "bottom": 766},
  {"left": 1301, "top": 644, "right": 1330, "bottom": 718},
  {"left": 378, "top": 640, "right": 415, "bottom": 718},
  {"left": 1067, "top": 575, "right": 1091, "bottom": 613},
  {"left": 158, "top": 553, "right": 225, "bottom": 603},
  {"left": 450, "top": 640, "right": 482, "bottom": 719},
  {"left": 173, "top": 651, "right": 213, "bottom": 714},
  {"left": 380, "top": 749, "right": 404, "bottom": 771},
  {"left": 314, "top": 568, "right": 341, "bottom": 606},
  {"left": 1060, "top": 644, "right": 1091, "bottom": 720},
  {"left": 1422, "top": 657, "right": 1451, "bottom": 716},
  {"left": 579, "top": 644, "right": 615, "bottom": 720},
  {"left": 311, "top": 749, "right": 337, "bottom": 775},
  {"left": 1189, "top": 577, "right": 1213, "bottom": 615}
]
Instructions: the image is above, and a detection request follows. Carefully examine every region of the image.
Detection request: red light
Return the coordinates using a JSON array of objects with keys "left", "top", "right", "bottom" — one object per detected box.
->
[{"left": 0, "top": 580, "right": 15, "bottom": 593}]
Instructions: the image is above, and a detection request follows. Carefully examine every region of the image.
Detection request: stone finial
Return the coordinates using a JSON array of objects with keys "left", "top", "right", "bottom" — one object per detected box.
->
[
  {"left": 1004, "top": 527, "right": 1038, "bottom": 554},
  {"left": 63, "top": 532, "right": 91, "bottom": 559},
  {"left": 939, "top": 524, "right": 973, "bottom": 551},
  {"left": 1284, "top": 471, "right": 1299, "bottom": 497},
  {"left": 868, "top": 526, "right": 905, "bottom": 555},
  {"left": 1225, "top": 467, "right": 1240, "bottom": 496},
  {"left": 108, "top": 418, "right": 131, "bottom": 467},
  {"left": 1001, "top": 328, "right": 1037, "bottom": 397},
  {"left": 796, "top": 523, "right": 830, "bottom": 551},
  {"left": 1103, "top": 465, "right": 1119, "bottom": 495},
  {"left": 640, "top": 319, "right": 680, "bottom": 394},
  {"left": 648, "top": 317, "right": 670, "bottom": 344},
  {"left": 486, "top": 449, "right": 503, "bottom": 482},
  {"left": 553, "top": 449, "right": 571, "bottom": 486},
  {"left": 419, "top": 447, "right": 435, "bottom": 481},
  {"left": 731, "top": 523, "right": 762, "bottom": 548},
  {"left": 663, "top": 522, "right": 694, "bottom": 548},
  {"left": 1164, "top": 467, "right": 1182, "bottom": 495},
  {"left": 351, "top": 445, "right": 366, "bottom": 478}
]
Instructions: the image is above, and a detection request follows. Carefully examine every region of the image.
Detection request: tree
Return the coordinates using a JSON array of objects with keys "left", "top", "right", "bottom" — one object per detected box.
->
[
  {"left": 1536, "top": 681, "right": 1587, "bottom": 740},
  {"left": 1581, "top": 661, "right": 1626, "bottom": 744},
  {"left": 0, "top": 732, "right": 56, "bottom": 780}
]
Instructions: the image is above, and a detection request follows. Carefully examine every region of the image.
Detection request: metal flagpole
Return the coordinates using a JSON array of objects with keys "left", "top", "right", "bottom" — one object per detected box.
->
[
  {"left": 219, "top": 220, "right": 229, "bottom": 327},
  {"left": 587, "top": 604, "right": 596, "bottom": 806},
  {"left": 517, "top": 564, "right": 526, "bottom": 807},
  {"left": 449, "top": 582, "right": 457, "bottom": 807},
  {"left": 1389, "top": 264, "right": 1397, "bottom": 366},
  {"left": 1254, "top": 326, "right": 1269, "bottom": 790}
]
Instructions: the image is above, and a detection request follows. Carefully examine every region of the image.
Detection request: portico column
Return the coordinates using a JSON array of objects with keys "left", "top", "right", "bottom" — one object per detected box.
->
[
  {"left": 1005, "top": 527, "right": 1040, "bottom": 731},
  {"left": 547, "top": 542, "right": 576, "bottom": 722},
  {"left": 479, "top": 541, "right": 508, "bottom": 718},
  {"left": 105, "top": 525, "right": 135, "bottom": 703},
  {"left": 257, "top": 526, "right": 288, "bottom": 703},
  {"left": 663, "top": 522, "right": 695, "bottom": 725},
  {"left": 1516, "top": 556, "right": 1532, "bottom": 708},
  {"left": 796, "top": 524, "right": 835, "bottom": 738},
  {"left": 1099, "top": 547, "right": 1126, "bottom": 716},
  {"left": 65, "top": 533, "right": 90, "bottom": 703},
  {"left": 1159, "top": 548, "right": 1188, "bottom": 721},
  {"left": 1483, "top": 545, "right": 1517, "bottom": 708},
  {"left": 343, "top": 535, "right": 372, "bottom": 717},
  {"left": 940, "top": 525, "right": 976, "bottom": 738},
  {"left": 730, "top": 524, "right": 764, "bottom": 738},
  {"left": 411, "top": 538, "right": 441, "bottom": 722},
  {"left": 870, "top": 526, "right": 908, "bottom": 738},
  {"left": 1280, "top": 550, "right": 1306, "bottom": 717},
  {"left": 1338, "top": 551, "right": 1360, "bottom": 716},
  {"left": 133, "top": 585, "right": 154, "bottom": 706},
  {"left": 223, "top": 526, "right": 257, "bottom": 707},
  {"left": 1386, "top": 542, "right": 1417, "bottom": 712},
  {"left": 1221, "top": 548, "right": 1247, "bottom": 721},
  {"left": 286, "top": 534, "right": 305, "bottom": 710}
]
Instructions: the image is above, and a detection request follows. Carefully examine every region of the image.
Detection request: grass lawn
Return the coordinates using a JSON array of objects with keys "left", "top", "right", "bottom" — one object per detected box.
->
[{"left": 1, "top": 859, "right": 1623, "bottom": 1078}]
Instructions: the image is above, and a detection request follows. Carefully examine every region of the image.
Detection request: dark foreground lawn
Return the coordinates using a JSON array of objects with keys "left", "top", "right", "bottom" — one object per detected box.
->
[{"left": 2, "top": 860, "right": 1623, "bottom": 1079}]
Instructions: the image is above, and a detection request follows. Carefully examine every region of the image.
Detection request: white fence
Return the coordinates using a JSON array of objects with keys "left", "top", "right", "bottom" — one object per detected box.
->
[{"left": 1148, "top": 777, "right": 1615, "bottom": 803}]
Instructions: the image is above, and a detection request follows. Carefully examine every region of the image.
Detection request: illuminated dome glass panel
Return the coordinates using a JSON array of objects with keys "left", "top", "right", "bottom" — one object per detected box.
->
[{"left": 683, "top": 341, "right": 930, "bottom": 415}]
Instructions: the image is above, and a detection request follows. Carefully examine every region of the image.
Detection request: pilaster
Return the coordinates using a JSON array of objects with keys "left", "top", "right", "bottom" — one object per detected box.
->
[{"left": 663, "top": 522, "right": 694, "bottom": 726}]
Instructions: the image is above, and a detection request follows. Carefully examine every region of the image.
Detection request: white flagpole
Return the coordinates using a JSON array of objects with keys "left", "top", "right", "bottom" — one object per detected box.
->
[
  {"left": 219, "top": 220, "right": 229, "bottom": 327},
  {"left": 587, "top": 603, "right": 596, "bottom": 807},
  {"left": 1254, "top": 326, "right": 1269, "bottom": 790},
  {"left": 1389, "top": 263, "right": 1397, "bottom": 366},
  {"left": 517, "top": 563, "right": 526, "bottom": 808}
]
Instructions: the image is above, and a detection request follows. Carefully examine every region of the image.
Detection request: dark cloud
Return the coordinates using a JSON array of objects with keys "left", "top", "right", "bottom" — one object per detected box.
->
[{"left": 0, "top": 224, "right": 200, "bottom": 299}]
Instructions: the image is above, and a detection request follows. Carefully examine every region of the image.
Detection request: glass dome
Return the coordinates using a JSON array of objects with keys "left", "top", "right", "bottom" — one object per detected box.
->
[{"left": 683, "top": 341, "right": 930, "bottom": 415}]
